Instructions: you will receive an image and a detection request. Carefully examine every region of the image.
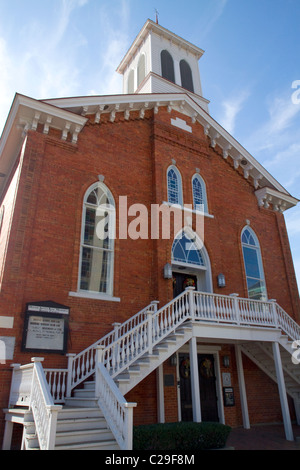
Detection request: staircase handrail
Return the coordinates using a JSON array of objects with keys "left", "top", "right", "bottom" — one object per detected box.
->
[
  {"left": 275, "top": 302, "right": 300, "bottom": 342},
  {"left": 67, "top": 301, "right": 158, "bottom": 394},
  {"left": 102, "top": 289, "right": 190, "bottom": 377},
  {"left": 95, "top": 346, "right": 136, "bottom": 450},
  {"left": 10, "top": 358, "right": 62, "bottom": 450},
  {"left": 62, "top": 291, "right": 300, "bottom": 398}
]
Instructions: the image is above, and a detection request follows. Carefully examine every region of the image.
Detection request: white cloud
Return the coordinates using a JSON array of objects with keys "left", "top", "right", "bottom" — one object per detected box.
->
[
  {"left": 267, "top": 96, "right": 300, "bottom": 135},
  {"left": 245, "top": 91, "right": 300, "bottom": 156},
  {"left": 219, "top": 90, "right": 250, "bottom": 134},
  {"left": 200, "top": 0, "right": 229, "bottom": 38}
]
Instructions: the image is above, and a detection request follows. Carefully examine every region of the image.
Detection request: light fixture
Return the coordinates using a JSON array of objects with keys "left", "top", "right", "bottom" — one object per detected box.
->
[
  {"left": 223, "top": 355, "right": 230, "bottom": 368},
  {"left": 217, "top": 273, "right": 226, "bottom": 288},
  {"left": 164, "top": 263, "right": 172, "bottom": 279}
]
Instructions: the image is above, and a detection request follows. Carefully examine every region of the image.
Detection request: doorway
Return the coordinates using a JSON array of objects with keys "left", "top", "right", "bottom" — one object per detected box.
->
[
  {"left": 178, "top": 353, "right": 219, "bottom": 422},
  {"left": 173, "top": 272, "right": 198, "bottom": 298}
]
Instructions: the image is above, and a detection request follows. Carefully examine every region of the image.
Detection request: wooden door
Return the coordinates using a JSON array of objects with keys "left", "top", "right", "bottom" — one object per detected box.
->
[
  {"left": 198, "top": 354, "right": 219, "bottom": 422},
  {"left": 173, "top": 272, "right": 198, "bottom": 298},
  {"left": 178, "top": 353, "right": 219, "bottom": 422}
]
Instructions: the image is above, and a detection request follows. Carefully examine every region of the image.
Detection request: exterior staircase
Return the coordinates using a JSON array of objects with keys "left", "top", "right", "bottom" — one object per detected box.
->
[
  {"left": 3, "top": 289, "right": 300, "bottom": 450},
  {"left": 115, "top": 323, "right": 192, "bottom": 395},
  {"left": 241, "top": 333, "right": 300, "bottom": 423}
]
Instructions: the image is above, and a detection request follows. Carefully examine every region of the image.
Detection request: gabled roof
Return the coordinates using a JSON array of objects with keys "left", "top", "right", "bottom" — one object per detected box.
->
[{"left": 0, "top": 91, "right": 298, "bottom": 212}]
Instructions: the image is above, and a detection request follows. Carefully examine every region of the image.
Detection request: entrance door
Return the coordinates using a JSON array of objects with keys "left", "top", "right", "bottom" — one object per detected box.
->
[
  {"left": 179, "top": 353, "right": 193, "bottom": 421},
  {"left": 173, "top": 272, "right": 198, "bottom": 298},
  {"left": 198, "top": 354, "right": 219, "bottom": 422},
  {"left": 178, "top": 353, "right": 219, "bottom": 422}
]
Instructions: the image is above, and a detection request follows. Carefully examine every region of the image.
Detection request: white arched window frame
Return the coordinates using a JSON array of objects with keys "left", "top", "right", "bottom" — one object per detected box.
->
[
  {"left": 192, "top": 173, "right": 208, "bottom": 213},
  {"left": 180, "top": 59, "right": 194, "bottom": 93},
  {"left": 161, "top": 49, "right": 175, "bottom": 83},
  {"left": 171, "top": 227, "right": 213, "bottom": 293},
  {"left": 78, "top": 182, "right": 116, "bottom": 298},
  {"left": 167, "top": 165, "right": 183, "bottom": 206},
  {"left": 241, "top": 226, "right": 267, "bottom": 301}
]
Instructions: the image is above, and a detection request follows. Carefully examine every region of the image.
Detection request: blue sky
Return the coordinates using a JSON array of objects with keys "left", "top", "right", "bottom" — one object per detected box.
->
[{"left": 0, "top": 0, "right": 300, "bottom": 290}]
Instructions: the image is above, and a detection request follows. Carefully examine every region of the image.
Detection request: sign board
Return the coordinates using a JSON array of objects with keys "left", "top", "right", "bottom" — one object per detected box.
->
[
  {"left": 22, "top": 301, "right": 69, "bottom": 354},
  {"left": 223, "top": 387, "right": 235, "bottom": 407}
]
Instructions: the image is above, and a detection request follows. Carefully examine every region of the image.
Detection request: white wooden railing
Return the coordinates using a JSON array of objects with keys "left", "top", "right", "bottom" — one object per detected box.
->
[
  {"left": 8, "top": 290, "right": 300, "bottom": 450},
  {"left": 44, "top": 289, "right": 300, "bottom": 402},
  {"left": 95, "top": 346, "right": 136, "bottom": 450},
  {"left": 64, "top": 301, "right": 159, "bottom": 397},
  {"left": 10, "top": 358, "right": 62, "bottom": 450}
]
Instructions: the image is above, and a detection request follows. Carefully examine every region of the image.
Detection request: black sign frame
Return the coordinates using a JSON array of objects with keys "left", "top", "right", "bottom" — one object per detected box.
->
[{"left": 22, "top": 301, "right": 69, "bottom": 355}]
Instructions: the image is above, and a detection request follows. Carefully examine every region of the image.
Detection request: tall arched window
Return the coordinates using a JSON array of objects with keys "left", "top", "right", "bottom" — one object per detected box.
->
[
  {"left": 241, "top": 226, "right": 267, "bottom": 300},
  {"left": 192, "top": 174, "right": 208, "bottom": 213},
  {"left": 137, "top": 54, "right": 146, "bottom": 88},
  {"left": 79, "top": 182, "right": 115, "bottom": 296},
  {"left": 161, "top": 50, "right": 175, "bottom": 83},
  {"left": 167, "top": 166, "right": 183, "bottom": 206},
  {"left": 180, "top": 60, "right": 194, "bottom": 93}
]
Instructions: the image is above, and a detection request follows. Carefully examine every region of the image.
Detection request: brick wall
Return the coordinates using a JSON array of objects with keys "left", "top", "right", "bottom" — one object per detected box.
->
[{"left": 0, "top": 105, "right": 299, "bottom": 443}]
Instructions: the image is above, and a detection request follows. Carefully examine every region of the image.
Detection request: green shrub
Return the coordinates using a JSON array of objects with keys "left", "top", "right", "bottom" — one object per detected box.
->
[{"left": 133, "top": 421, "right": 231, "bottom": 451}]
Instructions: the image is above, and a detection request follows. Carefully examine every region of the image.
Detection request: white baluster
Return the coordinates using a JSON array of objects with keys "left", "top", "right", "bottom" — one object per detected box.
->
[
  {"left": 230, "top": 293, "right": 240, "bottom": 324},
  {"left": 147, "top": 310, "right": 153, "bottom": 354}
]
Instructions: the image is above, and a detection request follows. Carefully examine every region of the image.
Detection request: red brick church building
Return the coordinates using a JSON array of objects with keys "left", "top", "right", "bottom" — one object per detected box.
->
[{"left": 0, "top": 19, "right": 300, "bottom": 450}]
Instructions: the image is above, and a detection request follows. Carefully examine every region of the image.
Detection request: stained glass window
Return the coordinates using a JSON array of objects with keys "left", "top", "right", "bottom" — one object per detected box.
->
[
  {"left": 167, "top": 166, "right": 183, "bottom": 205},
  {"left": 79, "top": 183, "right": 115, "bottom": 295},
  {"left": 192, "top": 174, "right": 208, "bottom": 213},
  {"left": 172, "top": 232, "right": 205, "bottom": 267},
  {"left": 241, "top": 227, "right": 267, "bottom": 300}
]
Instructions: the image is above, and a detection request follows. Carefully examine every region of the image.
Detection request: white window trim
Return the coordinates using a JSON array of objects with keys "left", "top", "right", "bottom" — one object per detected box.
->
[
  {"left": 69, "top": 290, "right": 120, "bottom": 302},
  {"left": 192, "top": 173, "right": 208, "bottom": 214},
  {"left": 162, "top": 201, "right": 214, "bottom": 218},
  {"left": 167, "top": 165, "right": 183, "bottom": 206},
  {"left": 76, "top": 182, "right": 116, "bottom": 299},
  {"left": 241, "top": 226, "right": 267, "bottom": 300}
]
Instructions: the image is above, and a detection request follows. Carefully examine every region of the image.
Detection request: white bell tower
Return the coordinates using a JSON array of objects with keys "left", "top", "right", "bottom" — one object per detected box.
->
[{"left": 116, "top": 19, "right": 209, "bottom": 113}]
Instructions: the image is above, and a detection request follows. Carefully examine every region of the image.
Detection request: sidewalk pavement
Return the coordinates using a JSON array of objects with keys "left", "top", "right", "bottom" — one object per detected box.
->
[{"left": 226, "top": 424, "right": 300, "bottom": 450}]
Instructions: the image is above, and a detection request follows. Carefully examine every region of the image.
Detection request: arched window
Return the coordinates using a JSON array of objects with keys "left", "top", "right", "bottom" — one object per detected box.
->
[
  {"left": 137, "top": 54, "right": 146, "bottom": 88},
  {"left": 161, "top": 50, "right": 175, "bottom": 83},
  {"left": 79, "top": 182, "right": 115, "bottom": 296},
  {"left": 127, "top": 69, "right": 135, "bottom": 94},
  {"left": 172, "top": 229, "right": 213, "bottom": 294},
  {"left": 167, "top": 166, "right": 183, "bottom": 205},
  {"left": 172, "top": 231, "right": 205, "bottom": 267},
  {"left": 241, "top": 226, "right": 267, "bottom": 300},
  {"left": 192, "top": 174, "right": 208, "bottom": 213},
  {"left": 180, "top": 60, "right": 194, "bottom": 93}
]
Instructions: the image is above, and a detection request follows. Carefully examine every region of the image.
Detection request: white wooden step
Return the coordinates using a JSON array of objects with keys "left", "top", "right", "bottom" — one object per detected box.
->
[
  {"left": 54, "top": 439, "right": 119, "bottom": 450},
  {"left": 64, "top": 397, "right": 98, "bottom": 407},
  {"left": 55, "top": 428, "right": 114, "bottom": 445},
  {"left": 58, "top": 407, "right": 103, "bottom": 419}
]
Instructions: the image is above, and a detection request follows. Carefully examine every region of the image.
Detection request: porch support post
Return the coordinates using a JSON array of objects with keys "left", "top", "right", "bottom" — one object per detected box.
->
[
  {"left": 189, "top": 337, "right": 201, "bottom": 422},
  {"left": 272, "top": 341, "right": 294, "bottom": 441},
  {"left": 2, "top": 420, "right": 13, "bottom": 450},
  {"left": 156, "top": 364, "right": 165, "bottom": 423},
  {"left": 235, "top": 345, "right": 250, "bottom": 429}
]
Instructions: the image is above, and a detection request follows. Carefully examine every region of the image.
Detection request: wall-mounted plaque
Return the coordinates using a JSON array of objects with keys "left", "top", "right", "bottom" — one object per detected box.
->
[
  {"left": 223, "top": 387, "right": 235, "bottom": 407},
  {"left": 22, "top": 301, "right": 69, "bottom": 354}
]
